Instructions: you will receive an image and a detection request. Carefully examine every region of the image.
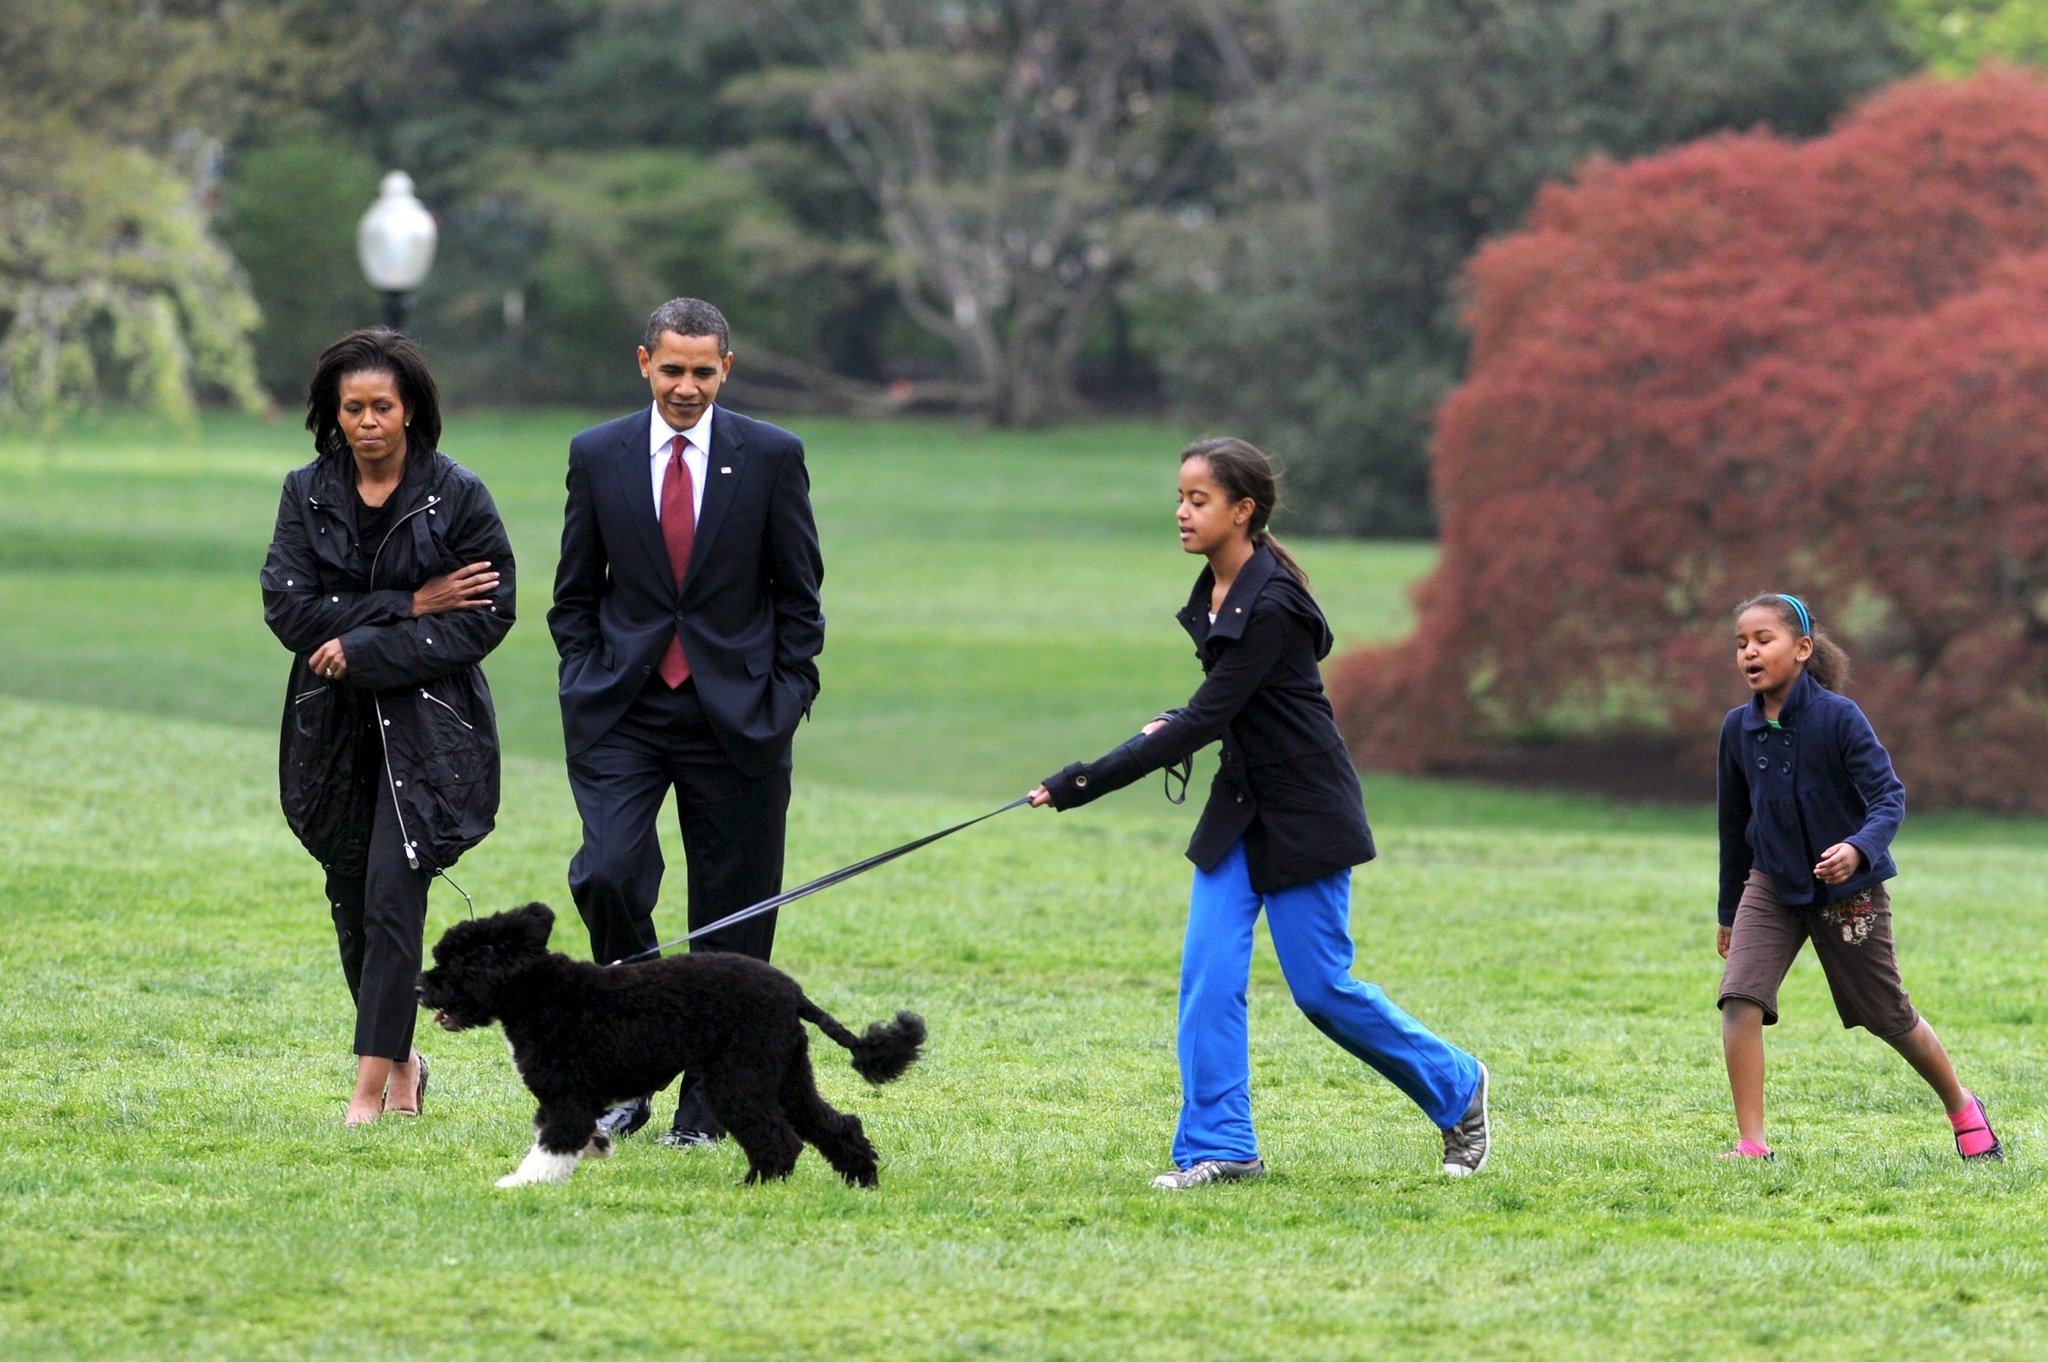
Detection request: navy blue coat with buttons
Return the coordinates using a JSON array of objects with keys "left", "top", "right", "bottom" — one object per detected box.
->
[
  {"left": 1717, "top": 670, "right": 1904, "bottom": 926},
  {"left": 1042, "top": 544, "right": 1375, "bottom": 893}
]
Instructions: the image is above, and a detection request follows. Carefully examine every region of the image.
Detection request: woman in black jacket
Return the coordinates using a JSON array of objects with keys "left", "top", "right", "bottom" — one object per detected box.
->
[
  {"left": 261, "top": 330, "right": 515, "bottom": 1126},
  {"left": 1032, "top": 438, "right": 1489, "bottom": 1189}
]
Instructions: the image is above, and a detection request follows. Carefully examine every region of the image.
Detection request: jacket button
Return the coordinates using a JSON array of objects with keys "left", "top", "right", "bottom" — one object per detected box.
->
[
  {"left": 1781, "top": 761, "right": 1791, "bottom": 773},
  {"left": 1757, "top": 757, "right": 1768, "bottom": 769},
  {"left": 1236, "top": 792, "right": 1245, "bottom": 803},
  {"left": 1075, "top": 775, "right": 1088, "bottom": 787}
]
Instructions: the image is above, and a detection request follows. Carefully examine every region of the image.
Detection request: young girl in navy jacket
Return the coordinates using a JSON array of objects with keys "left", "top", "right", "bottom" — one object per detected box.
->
[
  {"left": 1717, "top": 593, "right": 2001, "bottom": 1161},
  {"left": 1031, "top": 439, "right": 1490, "bottom": 1189}
]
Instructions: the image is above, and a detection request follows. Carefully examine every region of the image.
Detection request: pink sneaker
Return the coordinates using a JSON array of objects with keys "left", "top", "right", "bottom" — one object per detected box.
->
[
  {"left": 1952, "top": 1093, "right": 2005, "bottom": 1162},
  {"left": 1718, "top": 1139, "right": 1774, "bottom": 1161}
]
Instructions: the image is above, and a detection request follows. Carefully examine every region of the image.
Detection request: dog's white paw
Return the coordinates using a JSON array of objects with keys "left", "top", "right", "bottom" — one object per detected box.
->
[
  {"left": 495, "top": 1144, "right": 580, "bottom": 1188},
  {"left": 581, "top": 1132, "right": 613, "bottom": 1160}
]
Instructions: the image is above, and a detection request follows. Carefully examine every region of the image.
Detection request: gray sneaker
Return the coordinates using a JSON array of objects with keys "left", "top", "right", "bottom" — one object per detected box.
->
[
  {"left": 1441, "top": 1062, "right": 1491, "bottom": 1176},
  {"left": 1151, "top": 1158, "right": 1265, "bottom": 1190}
]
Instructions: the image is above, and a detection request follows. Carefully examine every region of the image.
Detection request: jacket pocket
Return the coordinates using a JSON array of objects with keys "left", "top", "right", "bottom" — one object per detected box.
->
[
  {"left": 1249, "top": 748, "right": 1354, "bottom": 813},
  {"left": 416, "top": 684, "right": 489, "bottom": 785}
]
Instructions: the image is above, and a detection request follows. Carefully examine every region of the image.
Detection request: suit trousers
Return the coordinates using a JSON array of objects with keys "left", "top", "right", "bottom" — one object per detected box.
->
[
  {"left": 567, "top": 675, "right": 788, "bottom": 1132},
  {"left": 1171, "top": 840, "right": 1481, "bottom": 1168},
  {"left": 324, "top": 727, "right": 432, "bottom": 1061}
]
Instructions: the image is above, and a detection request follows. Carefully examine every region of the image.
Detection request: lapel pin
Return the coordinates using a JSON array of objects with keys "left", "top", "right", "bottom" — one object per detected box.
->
[{"left": 720, "top": 466, "right": 732, "bottom": 474}]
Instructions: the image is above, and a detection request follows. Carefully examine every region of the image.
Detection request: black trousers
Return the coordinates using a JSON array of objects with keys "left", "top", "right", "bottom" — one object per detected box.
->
[
  {"left": 324, "top": 740, "right": 431, "bottom": 1061},
  {"left": 567, "top": 676, "right": 788, "bottom": 1132}
]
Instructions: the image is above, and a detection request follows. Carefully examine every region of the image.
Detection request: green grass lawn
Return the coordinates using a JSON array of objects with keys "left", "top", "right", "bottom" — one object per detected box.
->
[{"left": 3, "top": 414, "right": 2047, "bottom": 1359}]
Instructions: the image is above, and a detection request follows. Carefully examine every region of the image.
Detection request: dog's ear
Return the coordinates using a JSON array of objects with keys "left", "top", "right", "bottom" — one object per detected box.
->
[{"left": 512, "top": 902, "right": 555, "bottom": 951}]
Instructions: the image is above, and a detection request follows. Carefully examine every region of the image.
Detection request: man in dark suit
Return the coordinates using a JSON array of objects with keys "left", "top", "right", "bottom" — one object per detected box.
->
[{"left": 548, "top": 297, "right": 824, "bottom": 1144}]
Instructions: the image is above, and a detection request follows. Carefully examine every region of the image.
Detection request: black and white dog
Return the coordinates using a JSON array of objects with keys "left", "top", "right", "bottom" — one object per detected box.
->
[{"left": 416, "top": 903, "right": 925, "bottom": 1188}]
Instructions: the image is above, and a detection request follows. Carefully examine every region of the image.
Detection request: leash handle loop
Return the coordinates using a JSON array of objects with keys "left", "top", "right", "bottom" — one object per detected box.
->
[{"left": 1163, "top": 755, "right": 1192, "bottom": 805}]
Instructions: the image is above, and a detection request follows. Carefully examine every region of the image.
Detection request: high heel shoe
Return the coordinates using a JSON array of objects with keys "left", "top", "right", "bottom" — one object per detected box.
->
[{"left": 386, "top": 1052, "right": 428, "bottom": 1116}]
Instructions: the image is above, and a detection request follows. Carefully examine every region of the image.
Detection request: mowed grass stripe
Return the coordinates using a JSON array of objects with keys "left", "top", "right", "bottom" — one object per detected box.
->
[
  {"left": 0, "top": 415, "right": 1429, "bottom": 802},
  {"left": 3, "top": 696, "right": 2048, "bottom": 1359}
]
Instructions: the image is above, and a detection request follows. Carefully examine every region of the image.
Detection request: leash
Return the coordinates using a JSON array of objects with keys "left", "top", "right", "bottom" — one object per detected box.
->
[{"left": 611, "top": 794, "right": 1034, "bottom": 965}]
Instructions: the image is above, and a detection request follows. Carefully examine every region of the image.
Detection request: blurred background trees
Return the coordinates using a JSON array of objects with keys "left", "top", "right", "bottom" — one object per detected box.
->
[
  {"left": 1329, "top": 67, "right": 2048, "bottom": 808},
  {"left": 0, "top": 0, "right": 313, "bottom": 427},
  {"left": 8, "top": 0, "right": 2048, "bottom": 534},
  {"left": 1145, "top": 0, "right": 1912, "bottom": 534}
]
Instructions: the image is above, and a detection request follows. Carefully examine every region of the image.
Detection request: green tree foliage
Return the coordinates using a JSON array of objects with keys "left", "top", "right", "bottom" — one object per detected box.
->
[
  {"left": 456, "top": 148, "right": 882, "bottom": 404},
  {"left": 727, "top": 0, "right": 1249, "bottom": 425},
  {"left": 1893, "top": 1, "right": 2048, "bottom": 72},
  {"left": 242, "top": 0, "right": 895, "bottom": 406},
  {"left": 1142, "top": 0, "right": 1911, "bottom": 535},
  {"left": 0, "top": 125, "right": 265, "bottom": 428},
  {"left": 218, "top": 129, "right": 384, "bottom": 404},
  {"left": 0, "top": 0, "right": 323, "bottom": 152},
  {"left": 0, "top": 1, "right": 325, "bottom": 424}
]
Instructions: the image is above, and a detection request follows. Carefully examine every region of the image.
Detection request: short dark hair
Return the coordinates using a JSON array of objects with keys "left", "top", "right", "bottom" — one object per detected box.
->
[
  {"left": 642, "top": 297, "right": 730, "bottom": 355},
  {"left": 304, "top": 329, "right": 443, "bottom": 460}
]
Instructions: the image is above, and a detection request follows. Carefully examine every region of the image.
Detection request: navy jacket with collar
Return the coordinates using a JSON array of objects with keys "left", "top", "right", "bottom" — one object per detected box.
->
[
  {"left": 1717, "top": 670, "right": 1904, "bottom": 926},
  {"left": 1041, "top": 544, "right": 1376, "bottom": 893},
  {"left": 547, "top": 404, "right": 824, "bottom": 775}
]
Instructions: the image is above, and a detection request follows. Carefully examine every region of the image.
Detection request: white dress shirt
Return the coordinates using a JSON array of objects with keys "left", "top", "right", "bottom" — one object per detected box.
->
[{"left": 649, "top": 402, "right": 711, "bottom": 525}]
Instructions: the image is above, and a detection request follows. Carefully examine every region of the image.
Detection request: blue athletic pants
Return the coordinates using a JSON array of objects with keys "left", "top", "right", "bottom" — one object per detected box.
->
[{"left": 1171, "top": 841, "right": 1482, "bottom": 1168}]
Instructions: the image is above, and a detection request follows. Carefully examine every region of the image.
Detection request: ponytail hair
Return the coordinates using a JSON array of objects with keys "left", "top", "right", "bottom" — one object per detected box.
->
[
  {"left": 1180, "top": 437, "right": 1312, "bottom": 593},
  {"left": 1735, "top": 592, "right": 1851, "bottom": 692}
]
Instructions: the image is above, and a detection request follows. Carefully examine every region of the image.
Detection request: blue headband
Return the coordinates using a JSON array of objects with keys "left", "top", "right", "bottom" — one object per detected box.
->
[{"left": 1779, "top": 594, "right": 1812, "bottom": 637}]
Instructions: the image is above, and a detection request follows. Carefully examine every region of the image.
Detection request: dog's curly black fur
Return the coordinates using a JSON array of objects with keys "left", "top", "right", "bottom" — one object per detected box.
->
[{"left": 416, "top": 903, "right": 924, "bottom": 1187}]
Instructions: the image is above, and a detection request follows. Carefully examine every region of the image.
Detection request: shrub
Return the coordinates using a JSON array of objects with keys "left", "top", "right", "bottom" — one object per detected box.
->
[
  {"left": 1330, "top": 66, "right": 2048, "bottom": 809},
  {"left": 0, "top": 124, "right": 264, "bottom": 429}
]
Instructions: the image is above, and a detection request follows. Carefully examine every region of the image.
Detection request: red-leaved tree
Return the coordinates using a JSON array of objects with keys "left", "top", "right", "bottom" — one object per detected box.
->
[{"left": 1330, "top": 66, "right": 2048, "bottom": 809}]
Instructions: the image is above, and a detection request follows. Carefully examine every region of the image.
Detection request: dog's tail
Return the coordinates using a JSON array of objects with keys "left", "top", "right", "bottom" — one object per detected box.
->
[{"left": 799, "top": 1000, "right": 926, "bottom": 1084}]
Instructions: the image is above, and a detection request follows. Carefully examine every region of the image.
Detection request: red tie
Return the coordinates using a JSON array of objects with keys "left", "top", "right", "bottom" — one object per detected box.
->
[{"left": 658, "top": 434, "right": 695, "bottom": 688}]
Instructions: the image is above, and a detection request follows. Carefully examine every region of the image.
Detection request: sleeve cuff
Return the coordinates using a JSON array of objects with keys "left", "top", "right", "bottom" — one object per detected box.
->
[{"left": 1042, "top": 762, "right": 1091, "bottom": 810}]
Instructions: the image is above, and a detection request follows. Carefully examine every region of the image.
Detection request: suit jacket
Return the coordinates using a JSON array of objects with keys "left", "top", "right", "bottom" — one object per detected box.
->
[{"left": 548, "top": 405, "right": 825, "bottom": 775}]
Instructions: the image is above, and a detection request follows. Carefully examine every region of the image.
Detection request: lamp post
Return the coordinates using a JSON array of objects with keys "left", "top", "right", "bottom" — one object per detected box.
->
[{"left": 357, "top": 171, "right": 437, "bottom": 332}]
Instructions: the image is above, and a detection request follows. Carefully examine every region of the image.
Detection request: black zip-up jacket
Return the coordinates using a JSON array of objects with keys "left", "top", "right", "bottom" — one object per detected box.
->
[
  {"left": 261, "top": 448, "right": 516, "bottom": 877},
  {"left": 1041, "top": 544, "right": 1375, "bottom": 893}
]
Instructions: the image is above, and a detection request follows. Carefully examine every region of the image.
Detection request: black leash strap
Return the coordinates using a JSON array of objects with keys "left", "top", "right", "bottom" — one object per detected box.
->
[
  {"left": 611, "top": 794, "right": 1034, "bottom": 965},
  {"left": 1163, "top": 754, "right": 1193, "bottom": 805}
]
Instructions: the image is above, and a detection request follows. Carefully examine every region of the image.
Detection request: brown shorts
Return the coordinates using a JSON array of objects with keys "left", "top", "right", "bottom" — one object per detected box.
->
[{"left": 1718, "top": 869, "right": 1920, "bottom": 1037}]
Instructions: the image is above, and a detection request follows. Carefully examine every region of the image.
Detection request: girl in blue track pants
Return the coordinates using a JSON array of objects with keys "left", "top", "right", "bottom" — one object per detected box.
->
[{"left": 1031, "top": 438, "right": 1490, "bottom": 1189}]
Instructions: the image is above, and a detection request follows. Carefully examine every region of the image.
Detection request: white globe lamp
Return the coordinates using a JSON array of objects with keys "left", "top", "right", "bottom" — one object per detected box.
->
[{"left": 358, "top": 171, "right": 437, "bottom": 331}]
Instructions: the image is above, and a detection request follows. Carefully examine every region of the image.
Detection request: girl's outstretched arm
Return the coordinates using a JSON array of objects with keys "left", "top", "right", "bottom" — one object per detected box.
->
[{"left": 1037, "top": 612, "right": 1285, "bottom": 810}]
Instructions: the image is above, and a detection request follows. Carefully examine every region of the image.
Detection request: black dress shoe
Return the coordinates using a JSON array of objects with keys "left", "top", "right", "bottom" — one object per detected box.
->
[
  {"left": 655, "top": 1127, "right": 721, "bottom": 1149},
  {"left": 596, "top": 1096, "right": 651, "bottom": 1139}
]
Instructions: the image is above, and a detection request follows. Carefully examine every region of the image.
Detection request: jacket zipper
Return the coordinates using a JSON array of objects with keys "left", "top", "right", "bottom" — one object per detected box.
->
[
  {"left": 292, "top": 686, "right": 329, "bottom": 704},
  {"left": 418, "top": 688, "right": 475, "bottom": 730},
  {"left": 366, "top": 493, "right": 441, "bottom": 873}
]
